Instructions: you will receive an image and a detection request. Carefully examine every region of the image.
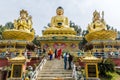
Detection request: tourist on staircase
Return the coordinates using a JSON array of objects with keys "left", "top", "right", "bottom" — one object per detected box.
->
[
  {"left": 57, "top": 48, "right": 62, "bottom": 60},
  {"left": 63, "top": 52, "right": 67, "bottom": 69},
  {"left": 48, "top": 48, "right": 53, "bottom": 60},
  {"left": 54, "top": 48, "right": 58, "bottom": 58},
  {"left": 68, "top": 53, "right": 73, "bottom": 70},
  {"left": 42, "top": 48, "right": 46, "bottom": 54}
]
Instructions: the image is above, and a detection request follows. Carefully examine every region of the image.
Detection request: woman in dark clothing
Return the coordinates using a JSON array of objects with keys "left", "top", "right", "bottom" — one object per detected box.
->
[
  {"left": 54, "top": 49, "right": 57, "bottom": 58},
  {"left": 68, "top": 53, "right": 73, "bottom": 70},
  {"left": 43, "top": 48, "right": 46, "bottom": 54}
]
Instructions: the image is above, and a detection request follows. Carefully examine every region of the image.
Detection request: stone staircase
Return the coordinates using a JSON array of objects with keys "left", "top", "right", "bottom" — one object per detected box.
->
[{"left": 37, "top": 58, "right": 74, "bottom": 80}]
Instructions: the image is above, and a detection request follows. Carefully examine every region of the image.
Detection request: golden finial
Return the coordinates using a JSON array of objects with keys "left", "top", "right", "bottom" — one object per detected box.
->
[
  {"left": 102, "top": 11, "right": 104, "bottom": 20},
  {"left": 20, "top": 9, "right": 28, "bottom": 16},
  {"left": 93, "top": 10, "right": 100, "bottom": 17},
  {"left": 18, "top": 50, "right": 23, "bottom": 57}
]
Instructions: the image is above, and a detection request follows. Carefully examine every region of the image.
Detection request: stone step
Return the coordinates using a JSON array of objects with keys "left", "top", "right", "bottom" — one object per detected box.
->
[
  {"left": 41, "top": 68, "right": 72, "bottom": 70},
  {"left": 37, "top": 77, "right": 74, "bottom": 80},
  {"left": 41, "top": 69, "right": 72, "bottom": 72},
  {"left": 38, "top": 73, "right": 72, "bottom": 77},
  {"left": 43, "top": 67, "right": 64, "bottom": 69},
  {"left": 39, "top": 72, "right": 72, "bottom": 74}
]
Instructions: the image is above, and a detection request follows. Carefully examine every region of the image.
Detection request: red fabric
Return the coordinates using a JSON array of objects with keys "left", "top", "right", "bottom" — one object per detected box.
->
[
  {"left": 57, "top": 49, "right": 62, "bottom": 59},
  {"left": 0, "top": 59, "right": 10, "bottom": 67},
  {"left": 112, "top": 58, "right": 120, "bottom": 66}
]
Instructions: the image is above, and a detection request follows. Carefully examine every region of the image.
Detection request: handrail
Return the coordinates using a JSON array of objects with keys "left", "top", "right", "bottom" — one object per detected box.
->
[
  {"left": 72, "top": 63, "right": 85, "bottom": 80},
  {"left": 72, "top": 64, "right": 77, "bottom": 80},
  {"left": 31, "top": 57, "right": 47, "bottom": 80}
]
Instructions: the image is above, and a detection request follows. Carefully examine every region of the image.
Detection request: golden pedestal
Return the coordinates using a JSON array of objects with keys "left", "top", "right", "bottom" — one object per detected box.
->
[
  {"left": 2, "top": 29, "right": 34, "bottom": 42},
  {"left": 8, "top": 51, "right": 27, "bottom": 80},
  {"left": 80, "top": 51, "right": 102, "bottom": 79},
  {"left": 85, "top": 30, "right": 117, "bottom": 42}
]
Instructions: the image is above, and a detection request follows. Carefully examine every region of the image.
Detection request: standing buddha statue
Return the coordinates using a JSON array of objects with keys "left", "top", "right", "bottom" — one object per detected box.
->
[{"left": 14, "top": 9, "right": 32, "bottom": 31}]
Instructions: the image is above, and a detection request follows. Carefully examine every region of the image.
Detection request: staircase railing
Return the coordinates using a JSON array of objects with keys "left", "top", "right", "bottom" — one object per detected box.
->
[
  {"left": 31, "top": 57, "right": 47, "bottom": 80},
  {"left": 72, "top": 64, "right": 77, "bottom": 80}
]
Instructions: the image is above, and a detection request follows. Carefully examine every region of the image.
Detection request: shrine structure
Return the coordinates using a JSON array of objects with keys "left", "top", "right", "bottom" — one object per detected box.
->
[{"left": 37, "top": 6, "right": 82, "bottom": 52}]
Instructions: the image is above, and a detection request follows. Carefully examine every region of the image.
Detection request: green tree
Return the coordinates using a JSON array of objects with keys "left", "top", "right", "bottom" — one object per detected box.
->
[
  {"left": 32, "top": 36, "right": 40, "bottom": 46},
  {"left": 79, "top": 30, "right": 88, "bottom": 49},
  {"left": 70, "top": 21, "right": 82, "bottom": 36},
  {"left": 5, "top": 22, "right": 14, "bottom": 29},
  {"left": 0, "top": 25, "right": 6, "bottom": 39},
  {"left": 106, "top": 24, "right": 111, "bottom": 30},
  {"left": 98, "top": 58, "right": 115, "bottom": 77},
  {"left": 26, "top": 43, "right": 35, "bottom": 51}
]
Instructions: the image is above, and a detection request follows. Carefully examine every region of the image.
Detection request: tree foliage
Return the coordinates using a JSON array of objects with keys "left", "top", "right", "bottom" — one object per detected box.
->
[
  {"left": 0, "top": 25, "right": 6, "bottom": 39},
  {"left": 32, "top": 36, "right": 40, "bottom": 46},
  {"left": 0, "top": 22, "right": 14, "bottom": 40},
  {"left": 98, "top": 58, "right": 115, "bottom": 77},
  {"left": 26, "top": 43, "right": 35, "bottom": 51},
  {"left": 79, "top": 30, "right": 88, "bottom": 49},
  {"left": 70, "top": 21, "right": 82, "bottom": 36},
  {"left": 5, "top": 22, "right": 14, "bottom": 29}
]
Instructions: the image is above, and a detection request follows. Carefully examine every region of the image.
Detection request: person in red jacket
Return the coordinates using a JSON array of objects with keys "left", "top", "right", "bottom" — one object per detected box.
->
[{"left": 57, "top": 48, "right": 62, "bottom": 60}]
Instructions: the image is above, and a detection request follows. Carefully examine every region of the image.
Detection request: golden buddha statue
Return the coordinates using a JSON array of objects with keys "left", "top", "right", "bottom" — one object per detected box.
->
[
  {"left": 88, "top": 10, "right": 107, "bottom": 33},
  {"left": 2, "top": 9, "right": 35, "bottom": 41},
  {"left": 51, "top": 6, "right": 69, "bottom": 28},
  {"left": 14, "top": 9, "right": 32, "bottom": 31},
  {"left": 43, "top": 6, "right": 76, "bottom": 36},
  {"left": 85, "top": 10, "right": 117, "bottom": 42}
]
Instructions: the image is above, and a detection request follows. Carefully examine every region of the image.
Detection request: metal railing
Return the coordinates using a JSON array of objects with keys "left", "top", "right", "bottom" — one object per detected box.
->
[
  {"left": 72, "top": 63, "right": 85, "bottom": 80},
  {"left": 31, "top": 57, "right": 47, "bottom": 80},
  {"left": 72, "top": 64, "right": 77, "bottom": 80},
  {"left": 7, "top": 78, "right": 21, "bottom": 80}
]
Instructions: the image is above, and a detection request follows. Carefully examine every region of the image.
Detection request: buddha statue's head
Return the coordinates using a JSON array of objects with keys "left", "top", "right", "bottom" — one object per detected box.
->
[
  {"left": 93, "top": 10, "right": 100, "bottom": 22},
  {"left": 56, "top": 6, "right": 64, "bottom": 15},
  {"left": 20, "top": 9, "right": 28, "bottom": 19}
]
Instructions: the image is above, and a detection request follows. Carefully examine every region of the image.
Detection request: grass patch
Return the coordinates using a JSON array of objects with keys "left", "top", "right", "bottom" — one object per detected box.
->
[{"left": 100, "top": 72, "right": 120, "bottom": 80}]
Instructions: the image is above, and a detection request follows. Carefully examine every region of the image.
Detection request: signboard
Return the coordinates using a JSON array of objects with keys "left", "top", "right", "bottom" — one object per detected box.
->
[
  {"left": 12, "top": 65, "right": 22, "bottom": 77},
  {"left": 87, "top": 65, "right": 96, "bottom": 77}
]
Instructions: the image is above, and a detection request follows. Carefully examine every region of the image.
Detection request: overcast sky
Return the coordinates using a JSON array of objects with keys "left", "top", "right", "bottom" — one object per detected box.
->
[{"left": 0, "top": 0, "right": 120, "bottom": 35}]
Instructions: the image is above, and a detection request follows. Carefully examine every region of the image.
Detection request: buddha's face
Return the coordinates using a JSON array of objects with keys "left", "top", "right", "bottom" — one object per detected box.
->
[
  {"left": 20, "top": 13, "right": 27, "bottom": 19},
  {"left": 94, "top": 14, "right": 100, "bottom": 21},
  {"left": 56, "top": 9, "right": 64, "bottom": 15}
]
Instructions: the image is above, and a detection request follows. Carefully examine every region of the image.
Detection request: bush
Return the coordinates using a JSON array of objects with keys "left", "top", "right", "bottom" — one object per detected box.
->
[{"left": 98, "top": 58, "right": 115, "bottom": 77}]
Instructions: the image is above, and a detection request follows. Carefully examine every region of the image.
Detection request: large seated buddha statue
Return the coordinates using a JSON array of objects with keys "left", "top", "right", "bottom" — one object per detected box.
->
[
  {"left": 2, "top": 9, "right": 34, "bottom": 41},
  {"left": 85, "top": 10, "right": 117, "bottom": 42},
  {"left": 43, "top": 6, "right": 76, "bottom": 36},
  {"left": 51, "top": 7, "right": 69, "bottom": 28}
]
